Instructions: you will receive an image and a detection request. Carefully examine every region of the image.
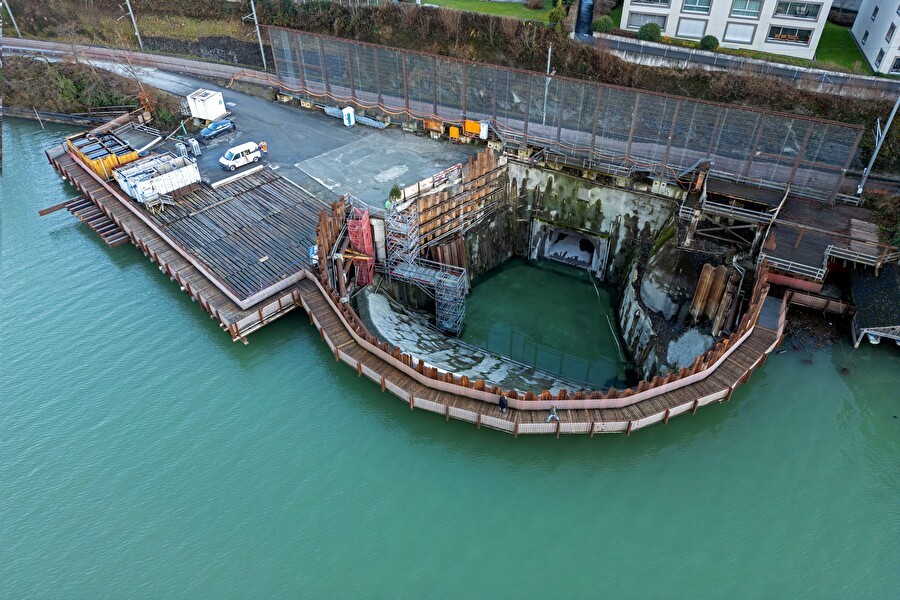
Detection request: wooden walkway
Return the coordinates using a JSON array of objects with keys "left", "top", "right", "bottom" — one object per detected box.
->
[
  {"left": 47, "top": 146, "right": 315, "bottom": 342},
  {"left": 296, "top": 277, "right": 782, "bottom": 436}
]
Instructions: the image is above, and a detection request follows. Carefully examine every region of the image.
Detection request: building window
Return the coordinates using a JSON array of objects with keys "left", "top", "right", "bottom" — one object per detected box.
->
[
  {"left": 871, "top": 7, "right": 879, "bottom": 21},
  {"left": 627, "top": 12, "right": 668, "bottom": 29},
  {"left": 677, "top": 18, "right": 708, "bottom": 39},
  {"left": 861, "top": 30, "right": 868, "bottom": 45},
  {"left": 774, "top": 2, "right": 820, "bottom": 19},
  {"left": 724, "top": 21, "right": 757, "bottom": 43},
  {"left": 683, "top": 0, "right": 712, "bottom": 13},
  {"left": 767, "top": 25, "right": 813, "bottom": 45},
  {"left": 887, "top": 23, "right": 896, "bottom": 43},
  {"left": 631, "top": 0, "right": 670, "bottom": 5},
  {"left": 875, "top": 50, "right": 885, "bottom": 68},
  {"left": 731, "top": 0, "right": 762, "bottom": 18},
  {"left": 892, "top": 58, "right": 900, "bottom": 74}
]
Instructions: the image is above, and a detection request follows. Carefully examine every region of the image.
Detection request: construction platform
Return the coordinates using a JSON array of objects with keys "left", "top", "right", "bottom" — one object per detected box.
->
[
  {"left": 296, "top": 272, "right": 783, "bottom": 436},
  {"left": 46, "top": 144, "right": 329, "bottom": 342}
]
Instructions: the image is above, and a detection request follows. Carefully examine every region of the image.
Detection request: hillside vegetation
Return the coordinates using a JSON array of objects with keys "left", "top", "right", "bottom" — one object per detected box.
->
[{"left": 1, "top": 55, "right": 181, "bottom": 128}]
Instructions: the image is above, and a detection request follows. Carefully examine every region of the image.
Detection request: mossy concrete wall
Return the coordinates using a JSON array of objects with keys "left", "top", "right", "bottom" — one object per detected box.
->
[
  {"left": 507, "top": 161, "right": 681, "bottom": 284},
  {"left": 619, "top": 268, "right": 659, "bottom": 379},
  {"left": 464, "top": 204, "right": 516, "bottom": 281}
]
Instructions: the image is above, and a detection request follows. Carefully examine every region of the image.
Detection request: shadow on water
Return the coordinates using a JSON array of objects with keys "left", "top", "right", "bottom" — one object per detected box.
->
[{"left": 464, "top": 258, "right": 625, "bottom": 389}]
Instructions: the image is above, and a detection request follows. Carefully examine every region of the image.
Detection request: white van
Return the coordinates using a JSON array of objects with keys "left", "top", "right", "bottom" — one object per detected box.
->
[{"left": 219, "top": 141, "right": 263, "bottom": 171}]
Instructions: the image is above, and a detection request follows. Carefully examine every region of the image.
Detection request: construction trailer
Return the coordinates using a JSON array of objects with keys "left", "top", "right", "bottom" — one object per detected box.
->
[{"left": 185, "top": 89, "right": 227, "bottom": 122}]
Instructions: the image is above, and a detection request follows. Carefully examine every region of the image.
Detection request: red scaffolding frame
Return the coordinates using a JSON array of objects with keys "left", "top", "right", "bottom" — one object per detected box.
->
[{"left": 348, "top": 206, "right": 374, "bottom": 286}]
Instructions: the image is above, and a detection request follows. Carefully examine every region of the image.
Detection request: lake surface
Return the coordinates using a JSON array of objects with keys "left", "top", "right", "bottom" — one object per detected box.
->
[{"left": 2, "top": 118, "right": 898, "bottom": 597}]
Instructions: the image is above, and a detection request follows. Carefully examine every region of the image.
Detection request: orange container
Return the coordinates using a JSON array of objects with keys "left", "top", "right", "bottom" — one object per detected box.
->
[{"left": 463, "top": 119, "right": 481, "bottom": 135}]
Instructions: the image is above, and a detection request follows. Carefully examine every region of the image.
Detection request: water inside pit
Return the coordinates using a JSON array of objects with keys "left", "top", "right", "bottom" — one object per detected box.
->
[{"left": 461, "top": 258, "right": 625, "bottom": 389}]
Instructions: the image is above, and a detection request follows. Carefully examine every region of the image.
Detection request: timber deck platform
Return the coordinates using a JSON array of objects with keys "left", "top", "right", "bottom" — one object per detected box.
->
[
  {"left": 47, "top": 145, "right": 326, "bottom": 342},
  {"left": 296, "top": 277, "right": 782, "bottom": 436}
]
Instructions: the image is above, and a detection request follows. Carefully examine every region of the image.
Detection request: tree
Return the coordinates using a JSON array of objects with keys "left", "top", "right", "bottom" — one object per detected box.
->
[
  {"left": 637, "top": 22, "right": 662, "bottom": 42},
  {"left": 548, "top": 0, "right": 567, "bottom": 31},
  {"left": 699, "top": 35, "right": 719, "bottom": 51},
  {"left": 591, "top": 16, "right": 614, "bottom": 34}
]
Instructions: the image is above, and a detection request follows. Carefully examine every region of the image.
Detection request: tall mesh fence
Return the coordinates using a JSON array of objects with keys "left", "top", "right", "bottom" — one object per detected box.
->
[{"left": 268, "top": 27, "right": 863, "bottom": 201}]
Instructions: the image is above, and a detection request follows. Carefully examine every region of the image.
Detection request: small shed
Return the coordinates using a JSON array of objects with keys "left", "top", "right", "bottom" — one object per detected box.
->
[
  {"left": 851, "top": 264, "right": 900, "bottom": 347},
  {"left": 186, "top": 89, "right": 227, "bottom": 122}
]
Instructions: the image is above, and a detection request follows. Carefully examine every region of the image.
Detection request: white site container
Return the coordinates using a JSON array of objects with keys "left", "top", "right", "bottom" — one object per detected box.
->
[
  {"left": 341, "top": 106, "right": 356, "bottom": 127},
  {"left": 114, "top": 153, "right": 202, "bottom": 205},
  {"left": 479, "top": 122, "right": 489, "bottom": 140},
  {"left": 186, "top": 89, "right": 227, "bottom": 122}
]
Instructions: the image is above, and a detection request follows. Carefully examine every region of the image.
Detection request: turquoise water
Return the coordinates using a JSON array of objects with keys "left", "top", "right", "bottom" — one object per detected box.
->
[
  {"left": 2, "top": 118, "right": 898, "bottom": 597},
  {"left": 462, "top": 259, "right": 623, "bottom": 388}
]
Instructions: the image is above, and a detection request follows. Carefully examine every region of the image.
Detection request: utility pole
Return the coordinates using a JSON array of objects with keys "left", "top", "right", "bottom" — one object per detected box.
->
[
  {"left": 857, "top": 94, "right": 900, "bottom": 196},
  {"left": 248, "top": 0, "right": 268, "bottom": 71},
  {"left": 123, "top": 0, "right": 143, "bottom": 51},
  {"left": 542, "top": 44, "right": 553, "bottom": 127},
  {"left": 2, "top": 1, "right": 23, "bottom": 38}
]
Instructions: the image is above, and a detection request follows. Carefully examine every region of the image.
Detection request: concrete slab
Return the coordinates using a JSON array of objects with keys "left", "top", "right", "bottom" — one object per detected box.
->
[{"left": 295, "top": 130, "right": 477, "bottom": 206}]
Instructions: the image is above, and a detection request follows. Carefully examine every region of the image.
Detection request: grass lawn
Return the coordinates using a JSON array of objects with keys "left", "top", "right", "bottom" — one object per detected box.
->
[
  {"left": 815, "top": 21, "right": 873, "bottom": 74},
  {"left": 609, "top": 3, "right": 623, "bottom": 28},
  {"left": 427, "top": 0, "right": 552, "bottom": 21}
]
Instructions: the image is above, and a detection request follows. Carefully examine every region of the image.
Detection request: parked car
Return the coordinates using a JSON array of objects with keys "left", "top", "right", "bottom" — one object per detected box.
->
[
  {"left": 200, "top": 119, "right": 235, "bottom": 140},
  {"left": 219, "top": 142, "right": 263, "bottom": 171}
]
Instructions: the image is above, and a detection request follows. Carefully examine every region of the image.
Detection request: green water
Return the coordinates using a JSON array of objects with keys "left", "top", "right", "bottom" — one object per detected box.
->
[
  {"left": 2, "top": 118, "right": 898, "bottom": 597},
  {"left": 462, "top": 259, "right": 623, "bottom": 388}
]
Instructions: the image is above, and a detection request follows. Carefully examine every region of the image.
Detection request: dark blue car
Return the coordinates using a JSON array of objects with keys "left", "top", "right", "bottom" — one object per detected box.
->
[{"left": 200, "top": 119, "right": 235, "bottom": 140}]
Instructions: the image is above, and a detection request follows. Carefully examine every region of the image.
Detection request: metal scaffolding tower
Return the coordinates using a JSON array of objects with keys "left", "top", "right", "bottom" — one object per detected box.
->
[
  {"left": 347, "top": 205, "right": 374, "bottom": 286},
  {"left": 385, "top": 200, "right": 467, "bottom": 335}
]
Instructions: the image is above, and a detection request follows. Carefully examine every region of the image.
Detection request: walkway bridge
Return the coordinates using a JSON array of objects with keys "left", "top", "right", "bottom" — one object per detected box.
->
[{"left": 296, "top": 257, "right": 785, "bottom": 436}]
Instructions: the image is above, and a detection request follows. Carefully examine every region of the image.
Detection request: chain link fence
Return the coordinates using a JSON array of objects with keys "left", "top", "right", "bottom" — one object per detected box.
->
[{"left": 268, "top": 27, "right": 864, "bottom": 201}]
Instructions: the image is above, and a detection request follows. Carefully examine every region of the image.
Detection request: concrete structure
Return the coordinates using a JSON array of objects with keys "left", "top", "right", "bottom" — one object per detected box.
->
[
  {"left": 621, "top": 0, "right": 833, "bottom": 59},
  {"left": 851, "top": 0, "right": 900, "bottom": 74}
]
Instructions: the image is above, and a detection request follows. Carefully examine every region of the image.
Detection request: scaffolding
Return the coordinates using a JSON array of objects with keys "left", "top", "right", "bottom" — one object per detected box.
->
[
  {"left": 347, "top": 205, "right": 375, "bottom": 286},
  {"left": 385, "top": 200, "right": 467, "bottom": 335}
]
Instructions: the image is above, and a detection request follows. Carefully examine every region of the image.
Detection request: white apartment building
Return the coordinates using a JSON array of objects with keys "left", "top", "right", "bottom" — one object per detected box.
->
[
  {"left": 621, "top": 0, "right": 834, "bottom": 59},
  {"left": 851, "top": 0, "right": 900, "bottom": 74}
]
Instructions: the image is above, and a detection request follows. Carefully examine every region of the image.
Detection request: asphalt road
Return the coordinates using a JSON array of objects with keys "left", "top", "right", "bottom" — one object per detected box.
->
[
  {"left": 156, "top": 70, "right": 477, "bottom": 205},
  {"left": 3, "top": 37, "right": 476, "bottom": 206}
]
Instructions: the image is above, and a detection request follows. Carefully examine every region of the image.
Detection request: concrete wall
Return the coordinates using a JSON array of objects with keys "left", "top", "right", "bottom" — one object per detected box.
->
[
  {"left": 507, "top": 161, "right": 678, "bottom": 284},
  {"left": 143, "top": 36, "right": 273, "bottom": 70},
  {"left": 619, "top": 266, "right": 659, "bottom": 378},
  {"left": 464, "top": 204, "right": 517, "bottom": 281}
]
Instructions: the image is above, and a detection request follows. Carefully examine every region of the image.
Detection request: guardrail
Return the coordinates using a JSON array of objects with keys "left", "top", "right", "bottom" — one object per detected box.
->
[
  {"left": 701, "top": 199, "right": 774, "bottom": 224},
  {"left": 759, "top": 252, "right": 826, "bottom": 280}
]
